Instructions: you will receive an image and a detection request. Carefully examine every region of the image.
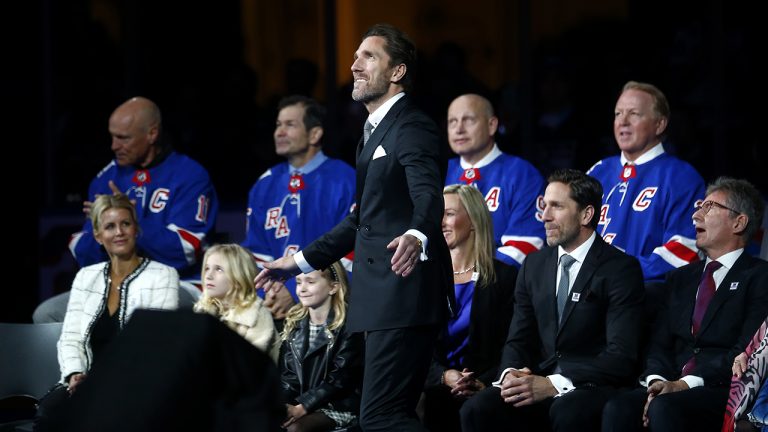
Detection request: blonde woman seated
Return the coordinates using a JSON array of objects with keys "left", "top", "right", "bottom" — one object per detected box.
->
[
  {"left": 421, "top": 184, "right": 518, "bottom": 432},
  {"left": 194, "top": 243, "right": 279, "bottom": 361},
  {"left": 37, "top": 194, "right": 179, "bottom": 429}
]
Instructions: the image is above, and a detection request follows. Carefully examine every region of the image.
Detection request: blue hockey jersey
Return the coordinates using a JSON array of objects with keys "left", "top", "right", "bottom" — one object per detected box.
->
[
  {"left": 243, "top": 152, "right": 355, "bottom": 298},
  {"left": 587, "top": 144, "right": 705, "bottom": 282},
  {"left": 445, "top": 145, "right": 545, "bottom": 267},
  {"left": 69, "top": 151, "right": 219, "bottom": 279}
]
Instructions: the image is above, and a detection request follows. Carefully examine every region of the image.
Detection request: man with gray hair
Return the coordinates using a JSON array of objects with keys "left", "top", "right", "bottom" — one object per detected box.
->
[{"left": 602, "top": 177, "right": 768, "bottom": 431}]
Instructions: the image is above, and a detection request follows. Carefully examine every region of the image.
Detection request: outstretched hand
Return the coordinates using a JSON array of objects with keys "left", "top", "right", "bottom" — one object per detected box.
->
[{"left": 253, "top": 255, "right": 301, "bottom": 289}]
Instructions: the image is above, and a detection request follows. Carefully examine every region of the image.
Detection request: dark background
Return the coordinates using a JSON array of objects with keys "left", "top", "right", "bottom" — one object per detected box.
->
[{"left": 8, "top": 0, "right": 763, "bottom": 322}]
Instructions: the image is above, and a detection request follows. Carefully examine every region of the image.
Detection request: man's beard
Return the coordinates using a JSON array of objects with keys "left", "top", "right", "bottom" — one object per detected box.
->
[{"left": 352, "top": 76, "right": 389, "bottom": 103}]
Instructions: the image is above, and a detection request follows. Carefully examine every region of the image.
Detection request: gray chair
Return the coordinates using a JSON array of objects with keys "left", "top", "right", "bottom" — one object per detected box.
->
[{"left": 0, "top": 322, "right": 62, "bottom": 431}]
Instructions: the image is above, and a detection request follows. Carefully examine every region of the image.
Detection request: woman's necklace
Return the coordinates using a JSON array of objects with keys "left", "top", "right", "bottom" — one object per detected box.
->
[{"left": 453, "top": 264, "right": 476, "bottom": 275}]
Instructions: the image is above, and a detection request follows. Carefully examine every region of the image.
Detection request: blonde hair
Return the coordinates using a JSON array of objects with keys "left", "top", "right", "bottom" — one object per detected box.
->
[
  {"left": 90, "top": 194, "right": 139, "bottom": 234},
  {"left": 194, "top": 244, "right": 258, "bottom": 316},
  {"left": 281, "top": 261, "right": 349, "bottom": 340},
  {"left": 443, "top": 184, "right": 496, "bottom": 287},
  {"left": 622, "top": 81, "right": 670, "bottom": 121}
]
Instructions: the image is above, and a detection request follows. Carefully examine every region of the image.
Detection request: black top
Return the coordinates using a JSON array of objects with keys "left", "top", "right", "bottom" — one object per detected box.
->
[{"left": 90, "top": 306, "right": 120, "bottom": 363}]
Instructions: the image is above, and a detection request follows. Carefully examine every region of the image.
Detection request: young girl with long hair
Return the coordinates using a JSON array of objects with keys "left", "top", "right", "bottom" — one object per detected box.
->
[
  {"left": 280, "top": 261, "right": 363, "bottom": 432},
  {"left": 194, "top": 243, "right": 278, "bottom": 361}
]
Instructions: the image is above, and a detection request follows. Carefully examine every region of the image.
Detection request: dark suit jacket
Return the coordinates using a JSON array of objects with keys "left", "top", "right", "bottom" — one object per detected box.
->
[
  {"left": 302, "top": 95, "right": 454, "bottom": 332},
  {"left": 644, "top": 253, "right": 768, "bottom": 387},
  {"left": 428, "top": 260, "right": 518, "bottom": 386},
  {"left": 499, "top": 235, "right": 645, "bottom": 387}
]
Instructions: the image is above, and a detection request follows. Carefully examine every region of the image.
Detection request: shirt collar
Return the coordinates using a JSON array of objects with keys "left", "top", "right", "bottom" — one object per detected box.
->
[
  {"left": 705, "top": 248, "right": 744, "bottom": 270},
  {"left": 289, "top": 151, "right": 327, "bottom": 175},
  {"left": 459, "top": 143, "right": 503, "bottom": 169},
  {"left": 558, "top": 231, "right": 597, "bottom": 265},
  {"left": 366, "top": 92, "right": 406, "bottom": 131},
  {"left": 621, "top": 142, "right": 665, "bottom": 166}
]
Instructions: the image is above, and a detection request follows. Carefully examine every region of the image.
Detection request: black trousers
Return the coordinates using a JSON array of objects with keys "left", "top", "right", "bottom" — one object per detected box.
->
[
  {"left": 359, "top": 325, "right": 437, "bottom": 432},
  {"left": 460, "top": 383, "right": 620, "bottom": 432},
  {"left": 602, "top": 386, "right": 729, "bottom": 432}
]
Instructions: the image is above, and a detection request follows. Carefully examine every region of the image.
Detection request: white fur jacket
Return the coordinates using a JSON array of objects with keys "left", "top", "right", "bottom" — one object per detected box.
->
[{"left": 219, "top": 298, "right": 280, "bottom": 363}]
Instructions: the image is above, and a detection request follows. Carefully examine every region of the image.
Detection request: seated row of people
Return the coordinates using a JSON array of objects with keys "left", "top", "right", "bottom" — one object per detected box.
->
[
  {"left": 459, "top": 172, "right": 768, "bottom": 432},
  {"left": 35, "top": 23, "right": 766, "bottom": 427},
  {"left": 46, "top": 168, "right": 767, "bottom": 431},
  {"left": 40, "top": 77, "right": 720, "bottom": 330}
]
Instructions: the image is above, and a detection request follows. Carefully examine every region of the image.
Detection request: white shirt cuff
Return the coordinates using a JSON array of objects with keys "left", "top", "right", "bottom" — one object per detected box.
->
[
  {"left": 293, "top": 251, "right": 315, "bottom": 274},
  {"left": 641, "top": 374, "right": 667, "bottom": 387},
  {"left": 405, "top": 229, "right": 428, "bottom": 261},
  {"left": 679, "top": 375, "right": 703, "bottom": 389},
  {"left": 547, "top": 374, "right": 574, "bottom": 396},
  {"left": 492, "top": 367, "right": 516, "bottom": 388}
]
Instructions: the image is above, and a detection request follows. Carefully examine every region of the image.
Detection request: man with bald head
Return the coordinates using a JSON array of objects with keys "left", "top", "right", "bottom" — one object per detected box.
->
[
  {"left": 34, "top": 97, "right": 219, "bottom": 322},
  {"left": 445, "top": 93, "right": 545, "bottom": 267}
]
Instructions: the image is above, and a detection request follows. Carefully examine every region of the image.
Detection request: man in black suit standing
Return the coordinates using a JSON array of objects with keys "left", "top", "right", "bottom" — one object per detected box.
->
[
  {"left": 254, "top": 24, "right": 452, "bottom": 431},
  {"left": 460, "top": 169, "right": 645, "bottom": 431},
  {"left": 602, "top": 177, "right": 768, "bottom": 432}
]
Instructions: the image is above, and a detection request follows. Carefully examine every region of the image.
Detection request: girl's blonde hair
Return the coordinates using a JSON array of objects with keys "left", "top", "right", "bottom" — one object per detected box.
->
[
  {"left": 443, "top": 184, "right": 496, "bottom": 288},
  {"left": 194, "top": 244, "right": 258, "bottom": 315},
  {"left": 281, "top": 261, "right": 349, "bottom": 340}
]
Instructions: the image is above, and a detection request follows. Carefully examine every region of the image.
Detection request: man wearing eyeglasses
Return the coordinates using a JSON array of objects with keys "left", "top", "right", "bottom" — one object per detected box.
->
[
  {"left": 587, "top": 81, "right": 705, "bottom": 283},
  {"left": 602, "top": 177, "right": 768, "bottom": 432}
]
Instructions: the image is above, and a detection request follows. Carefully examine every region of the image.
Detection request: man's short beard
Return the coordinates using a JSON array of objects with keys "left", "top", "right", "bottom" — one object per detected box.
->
[{"left": 352, "top": 87, "right": 386, "bottom": 104}]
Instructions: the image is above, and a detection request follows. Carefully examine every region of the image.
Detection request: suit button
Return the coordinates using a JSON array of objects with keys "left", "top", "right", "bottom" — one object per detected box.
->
[
  {"left": 556, "top": 351, "right": 562, "bottom": 358},
  {"left": 693, "top": 348, "right": 700, "bottom": 354},
  {"left": 367, "top": 258, "right": 374, "bottom": 264},
  {"left": 364, "top": 225, "right": 371, "bottom": 231},
  {"left": 355, "top": 225, "right": 360, "bottom": 231}
]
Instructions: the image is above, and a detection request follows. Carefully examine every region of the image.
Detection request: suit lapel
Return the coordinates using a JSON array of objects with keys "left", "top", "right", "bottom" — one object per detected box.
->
[
  {"left": 558, "top": 239, "right": 601, "bottom": 333},
  {"left": 354, "top": 97, "right": 408, "bottom": 209},
  {"left": 538, "top": 248, "right": 559, "bottom": 341},
  {"left": 698, "top": 254, "right": 751, "bottom": 336}
]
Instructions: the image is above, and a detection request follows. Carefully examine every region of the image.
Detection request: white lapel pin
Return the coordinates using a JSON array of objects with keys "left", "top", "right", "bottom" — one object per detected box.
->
[
  {"left": 571, "top": 293, "right": 581, "bottom": 302},
  {"left": 730, "top": 282, "right": 739, "bottom": 290}
]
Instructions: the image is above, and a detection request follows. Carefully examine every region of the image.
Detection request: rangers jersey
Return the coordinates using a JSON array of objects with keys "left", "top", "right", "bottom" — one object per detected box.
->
[
  {"left": 587, "top": 144, "right": 705, "bottom": 282},
  {"left": 69, "top": 151, "right": 219, "bottom": 279},
  {"left": 446, "top": 145, "right": 545, "bottom": 267},
  {"left": 243, "top": 152, "right": 355, "bottom": 298}
]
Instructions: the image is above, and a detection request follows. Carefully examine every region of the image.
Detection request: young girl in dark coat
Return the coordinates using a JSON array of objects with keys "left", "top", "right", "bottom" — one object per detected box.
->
[{"left": 280, "top": 261, "right": 363, "bottom": 432}]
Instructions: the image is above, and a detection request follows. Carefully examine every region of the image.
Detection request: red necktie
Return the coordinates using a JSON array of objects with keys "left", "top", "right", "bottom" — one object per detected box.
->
[
  {"left": 681, "top": 260, "right": 723, "bottom": 375},
  {"left": 691, "top": 260, "right": 723, "bottom": 336}
]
